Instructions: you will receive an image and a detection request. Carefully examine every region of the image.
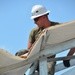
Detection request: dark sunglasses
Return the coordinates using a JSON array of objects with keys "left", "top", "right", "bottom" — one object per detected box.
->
[{"left": 34, "top": 17, "right": 41, "bottom": 22}]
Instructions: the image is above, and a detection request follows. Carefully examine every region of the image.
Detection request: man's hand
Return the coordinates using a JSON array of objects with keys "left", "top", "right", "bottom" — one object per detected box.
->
[
  {"left": 20, "top": 53, "right": 28, "bottom": 59},
  {"left": 15, "top": 49, "right": 28, "bottom": 56},
  {"left": 63, "top": 60, "right": 70, "bottom": 67}
]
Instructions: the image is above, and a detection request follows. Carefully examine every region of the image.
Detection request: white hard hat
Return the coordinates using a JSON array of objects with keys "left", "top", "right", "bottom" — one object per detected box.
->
[{"left": 31, "top": 5, "right": 50, "bottom": 19}]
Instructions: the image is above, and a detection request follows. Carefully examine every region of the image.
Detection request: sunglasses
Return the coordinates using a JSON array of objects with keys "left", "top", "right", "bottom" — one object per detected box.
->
[{"left": 34, "top": 17, "right": 41, "bottom": 22}]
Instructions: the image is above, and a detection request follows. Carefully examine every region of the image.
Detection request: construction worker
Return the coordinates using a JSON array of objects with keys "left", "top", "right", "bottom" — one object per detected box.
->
[
  {"left": 63, "top": 47, "right": 75, "bottom": 67},
  {"left": 16, "top": 4, "right": 60, "bottom": 75}
]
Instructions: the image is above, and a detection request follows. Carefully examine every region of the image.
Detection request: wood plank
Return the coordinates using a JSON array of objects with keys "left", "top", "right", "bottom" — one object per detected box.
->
[
  {"left": 61, "top": 67, "right": 75, "bottom": 75},
  {"left": 0, "top": 38, "right": 75, "bottom": 74},
  {"left": 55, "top": 59, "right": 75, "bottom": 72},
  {"left": 0, "top": 49, "right": 31, "bottom": 75},
  {"left": 46, "top": 20, "right": 75, "bottom": 45}
]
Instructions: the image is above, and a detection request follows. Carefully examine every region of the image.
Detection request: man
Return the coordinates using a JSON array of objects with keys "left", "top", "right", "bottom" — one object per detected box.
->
[
  {"left": 63, "top": 47, "right": 75, "bottom": 67},
  {"left": 16, "top": 5, "right": 60, "bottom": 75}
]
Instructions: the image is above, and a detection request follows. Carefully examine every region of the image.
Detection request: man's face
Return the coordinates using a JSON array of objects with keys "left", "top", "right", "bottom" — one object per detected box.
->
[
  {"left": 34, "top": 16, "right": 44, "bottom": 28},
  {"left": 34, "top": 16, "right": 41, "bottom": 22}
]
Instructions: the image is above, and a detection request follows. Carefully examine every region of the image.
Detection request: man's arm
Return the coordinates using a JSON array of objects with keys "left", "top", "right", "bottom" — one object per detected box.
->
[
  {"left": 27, "top": 42, "right": 33, "bottom": 50},
  {"left": 67, "top": 47, "right": 75, "bottom": 56},
  {"left": 20, "top": 41, "right": 33, "bottom": 58},
  {"left": 63, "top": 47, "right": 75, "bottom": 67}
]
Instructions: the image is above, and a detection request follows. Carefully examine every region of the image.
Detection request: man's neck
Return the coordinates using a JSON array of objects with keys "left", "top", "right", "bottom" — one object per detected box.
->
[{"left": 44, "top": 21, "right": 51, "bottom": 29}]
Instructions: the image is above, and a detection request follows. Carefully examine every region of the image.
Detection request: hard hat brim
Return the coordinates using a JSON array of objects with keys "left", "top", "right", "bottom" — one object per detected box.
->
[{"left": 31, "top": 11, "right": 50, "bottom": 19}]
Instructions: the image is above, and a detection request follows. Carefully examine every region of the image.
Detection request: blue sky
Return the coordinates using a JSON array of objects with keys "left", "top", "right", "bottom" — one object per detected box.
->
[{"left": 0, "top": 0, "right": 75, "bottom": 75}]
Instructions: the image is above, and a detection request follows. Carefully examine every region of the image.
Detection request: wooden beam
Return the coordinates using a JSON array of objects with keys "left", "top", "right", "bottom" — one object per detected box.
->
[
  {"left": 0, "top": 38, "right": 75, "bottom": 73},
  {"left": 61, "top": 67, "right": 75, "bottom": 75},
  {"left": 55, "top": 59, "right": 75, "bottom": 72},
  {"left": 39, "top": 57, "right": 48, "bottom": 75}
]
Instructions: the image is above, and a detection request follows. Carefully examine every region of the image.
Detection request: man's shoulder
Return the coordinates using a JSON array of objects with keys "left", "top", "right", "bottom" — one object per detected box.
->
[
  {"left": 31, "top": 27, "right": 39, "bottom": 32},
  {"left": 51, "top": 21, "right": 61, "bottom": 26}
]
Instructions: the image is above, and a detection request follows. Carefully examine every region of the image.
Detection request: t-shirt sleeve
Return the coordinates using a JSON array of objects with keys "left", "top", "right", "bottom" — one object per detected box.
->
[{"left": 28, "top": 29, "right": 35, "bottom": 43}]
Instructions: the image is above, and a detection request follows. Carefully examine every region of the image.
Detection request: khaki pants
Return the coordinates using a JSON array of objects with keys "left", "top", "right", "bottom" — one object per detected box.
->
[
  {"left": 47, "top": 55, "right": 56, "bottom": 75},
  {"left": 47, "top": 62, "right": 56, "bottom": 75},
  {"left": 35, "top": 55, "right": 56, "bottom": 75}
]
